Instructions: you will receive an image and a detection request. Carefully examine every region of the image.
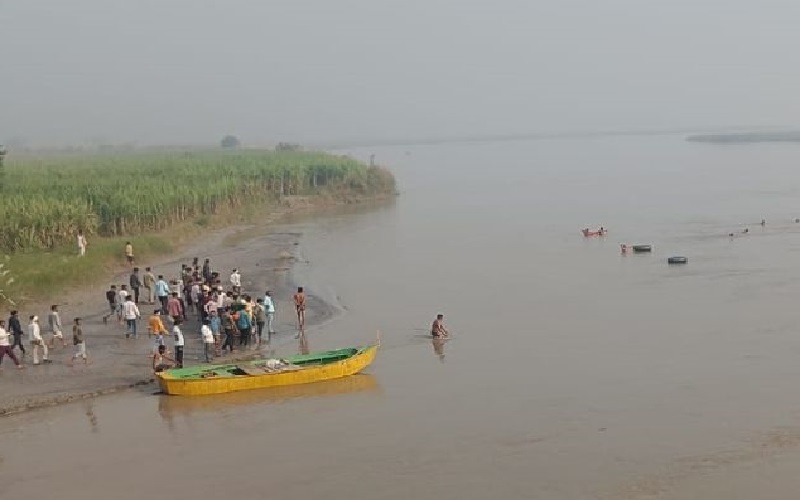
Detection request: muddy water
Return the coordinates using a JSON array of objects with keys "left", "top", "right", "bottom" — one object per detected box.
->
[{"left": 6, "top": 136, "right": 800, "bottom": 499}]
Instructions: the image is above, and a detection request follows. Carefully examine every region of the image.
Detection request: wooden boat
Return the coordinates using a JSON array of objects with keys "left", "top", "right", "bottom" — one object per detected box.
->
[
  {"left": 582, "top": 228, "right": 608, "bottom": 237},
  {"left": 157, "top": 344, "right": 379, "bottom": 396}
]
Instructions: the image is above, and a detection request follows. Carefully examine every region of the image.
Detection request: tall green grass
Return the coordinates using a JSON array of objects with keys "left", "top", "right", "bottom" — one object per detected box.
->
[{"left": 2, "top": 150, "right": 395, "bottom": 252}]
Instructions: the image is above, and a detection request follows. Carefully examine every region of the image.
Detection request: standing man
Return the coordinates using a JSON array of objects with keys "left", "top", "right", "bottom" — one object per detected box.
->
[
  {"left": 170, "top": 278, "right": 187, "bottom": 321},
  {"left": 230, "top": 268, "right": 242, "bottom": 295},
  {"left": 28, "top": 315, "right": 50, "bottom": 365},
  {"left": 167, "top": 292, "right": 183, "bottom": 323},
  {"left": 431, "top": 313, "right": 450, "bottom": 339},
  {"left": 124, "top": 241, "right": 135, "bottom": 266},
  {"left": 202, "top": 258, "right": 212, "bottom": 284},
  {"left": 143, "top": 267, "right": 156, "bottom": 305},
  {"left": 70, "top": 317, "right": 88, "bottom": 366},
  {"left": 201, "top": 319, "right": 214, "bottom": 363},
  {"left": 293, "top": 286, "right": 306, "bottom": 335},
  {"left": 221, "top": 306, "right": 237, "bottom": 354},
  {"left": 209, "top": 309, "right": 222, "bottom": 356},
  {"left": 47, "top": 304, "right": 66, "bottom": 348},
  {"left": 8, "top": 310, "right": 25, "bottom": 358},
  {"left": 254, "top": 298, "right": 267, "bottom": 347},
  {"left": 155, "top": 275, "right": 170, "bottom": 314},
  {"left": 129, "top": 267, "right": 142, "bottom": 304},
  {"left": 236, "top": 307, "right": 252, "bottom": 348},
  {"left": 77, "top": 229, "right": 88, "bottom": 257},
  {"left": 123, "top": 296, "right": 141, "bottom": 339},
  {"left": 172, "top": 318, "right": 185, "bottom": 368},
  {"left": 263, "top": 291, "right": 276, "bottom": 342}
]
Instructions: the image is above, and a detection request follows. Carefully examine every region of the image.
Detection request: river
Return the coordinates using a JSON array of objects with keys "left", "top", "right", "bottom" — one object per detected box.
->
[{"left": 5, "top": 135, "right": 800, "bottom": 499}]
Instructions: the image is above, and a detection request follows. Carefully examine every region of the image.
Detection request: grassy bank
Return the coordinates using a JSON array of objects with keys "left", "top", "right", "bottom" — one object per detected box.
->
[{"left": 0, "top": 150, "right": 396, "bottom": 304}]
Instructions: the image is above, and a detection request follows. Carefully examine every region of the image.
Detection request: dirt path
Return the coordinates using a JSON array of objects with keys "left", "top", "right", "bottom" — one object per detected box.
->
[{"left": 0, "top": 220, "right": 338, "bottom": 415}]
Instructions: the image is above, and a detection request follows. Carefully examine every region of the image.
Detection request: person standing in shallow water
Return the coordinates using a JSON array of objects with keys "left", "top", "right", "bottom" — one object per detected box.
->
[
  {"left": 293, "top": 287, "right": 306, "bottom": 334},
  {"left": 431, "top": 314, "right": 449, "bottom": 339}
]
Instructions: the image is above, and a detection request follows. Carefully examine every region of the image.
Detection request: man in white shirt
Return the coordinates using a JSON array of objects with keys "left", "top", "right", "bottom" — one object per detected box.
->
[
  {"left": 28, "top": 315, "right": 50, "bottom": 365},
  {"left": 117, "top": 285, "right": 129, "bottom": 324},
  {"left": 172, "top": 318, "right": 185, "bottom": 368},
  {"left": 230, "top": 269, "right": 242, "bottom": 295},
  {"left": 200, "top": 320, "right": 214, "bottom": 363},
  {"left": 123, "top": 296, "right": 141, "bottom": 339},
  {"left": 263, "top": 290, "right": 276, "bottom": 339}
]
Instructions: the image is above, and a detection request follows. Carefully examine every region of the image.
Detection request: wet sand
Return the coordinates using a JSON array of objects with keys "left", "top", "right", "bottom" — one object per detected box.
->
[{"left": 0, "top": 221, "right": 338, "bottom": 415}]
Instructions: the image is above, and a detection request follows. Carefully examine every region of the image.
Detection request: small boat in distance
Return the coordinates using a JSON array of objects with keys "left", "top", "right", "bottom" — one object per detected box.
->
[
  {"left": 582, "top": 227, "right": 608, "bottom": 237},
  {"left": 157, "top": 343, "right": 379, "bottom": 396}
]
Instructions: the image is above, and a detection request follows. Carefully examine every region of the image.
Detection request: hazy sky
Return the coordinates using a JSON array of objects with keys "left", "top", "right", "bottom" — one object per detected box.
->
[{"left": 2, "top": 0, "right": 800, "bottom": 146}]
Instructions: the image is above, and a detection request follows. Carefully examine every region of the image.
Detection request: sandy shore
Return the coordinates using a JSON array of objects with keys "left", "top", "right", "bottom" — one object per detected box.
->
[{"left": 0, "top": 217, "right": 339, "bottom": 415}]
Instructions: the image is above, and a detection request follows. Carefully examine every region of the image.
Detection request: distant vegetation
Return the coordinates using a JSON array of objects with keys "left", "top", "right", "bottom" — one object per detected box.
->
[
  {"left": 220, "top": 135, "right": 241, "bottom": 149},
  {"left": 0, "top": 151, "right": 395, "bottom": 252},
  {"left": 686, "top": 131, "right": 800, "bottom": 143}
]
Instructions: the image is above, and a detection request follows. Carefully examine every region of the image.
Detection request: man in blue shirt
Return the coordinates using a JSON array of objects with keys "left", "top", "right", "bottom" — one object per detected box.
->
[{"left": 155, "top": 275, "right": 171, "bottom": 314}]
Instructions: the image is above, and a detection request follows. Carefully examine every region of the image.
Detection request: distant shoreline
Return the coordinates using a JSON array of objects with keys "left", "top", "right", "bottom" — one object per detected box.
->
[{"left": 686, "top": 131, "right": 800, "bottom": 144}]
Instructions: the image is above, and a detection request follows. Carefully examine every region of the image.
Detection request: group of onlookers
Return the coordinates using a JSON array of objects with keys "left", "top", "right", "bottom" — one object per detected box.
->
[
  {"left": 105, "top": 258, "right": 281, "bottom": 372},
  {"left": 0, "top": 306, "right": 87, "bottom": 369},
  {"left": 0, "top": 253, "right": 296, "bottom": 372}
]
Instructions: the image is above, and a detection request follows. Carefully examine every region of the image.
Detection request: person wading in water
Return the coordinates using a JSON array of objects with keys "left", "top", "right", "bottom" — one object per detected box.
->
[
  {"left": 293, "top": 286, "right": 306, "bottom": 336},
  {"left": 431, "top": 314, "right": 450, "bottom": 339}
]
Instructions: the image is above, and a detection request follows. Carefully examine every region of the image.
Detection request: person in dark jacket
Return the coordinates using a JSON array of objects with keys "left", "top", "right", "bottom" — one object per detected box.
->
[
  {"left": 8, "top": 310, "right": 25, "bottom": 357},
  {"left": 129, "top": 267, "right": 142, "bottom": 304}
]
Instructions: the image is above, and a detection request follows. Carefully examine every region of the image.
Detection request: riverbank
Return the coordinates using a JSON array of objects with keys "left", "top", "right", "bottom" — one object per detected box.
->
[{"left": 0, "top": 193, "right": 394, "bottom": 415}]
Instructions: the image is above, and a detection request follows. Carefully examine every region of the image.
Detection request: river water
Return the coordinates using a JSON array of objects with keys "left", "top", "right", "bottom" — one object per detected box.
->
[{"left": 6, "top": 135, "right": 800, "bottom": 499}]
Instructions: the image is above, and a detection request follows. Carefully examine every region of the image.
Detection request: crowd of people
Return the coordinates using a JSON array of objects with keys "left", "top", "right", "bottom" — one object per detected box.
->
[
  {"left": 0, "top": 242, "right": 311, "bottom": 372},
  {"left": 111, "top": 257, "right": 285, "bottom": 372}
]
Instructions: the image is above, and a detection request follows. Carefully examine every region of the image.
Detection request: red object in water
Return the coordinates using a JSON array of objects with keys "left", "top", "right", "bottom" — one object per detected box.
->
[{"left": 582, "top": 228, "right": 607, "bottom": 237}]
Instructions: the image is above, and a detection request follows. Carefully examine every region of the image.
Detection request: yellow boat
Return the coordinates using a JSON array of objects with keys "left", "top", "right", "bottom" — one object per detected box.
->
[{"left": 156, "top": 344, "right": 379, "bottom": 396}]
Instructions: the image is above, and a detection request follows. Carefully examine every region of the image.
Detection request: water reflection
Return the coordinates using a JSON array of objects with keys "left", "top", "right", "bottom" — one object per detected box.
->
[
  {"left": 157, "top": 373, "right": 381, "bottom": 420},
  {"left": 432, "top": 338, "right": 446, "bottom": 362},
  {"left": 298, "top": 331, "right": 310, "bottom": 355},
  {"left": 84, "top": 401, "right": 99, "bottom": 433}
]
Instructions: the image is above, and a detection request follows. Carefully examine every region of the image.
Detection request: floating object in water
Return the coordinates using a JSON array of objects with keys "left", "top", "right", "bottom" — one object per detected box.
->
[
  {"left": 631, "top": 245, "right": 652, "bottom": 253},
  {"left": 582, "top": 227, "right": 608, "bottom": 237},
  {"left": 795, "top": 218, "right": 799, "bottom": 223},
  {"left": 667, "top": 256, "right": 688, "bottom": 265}
]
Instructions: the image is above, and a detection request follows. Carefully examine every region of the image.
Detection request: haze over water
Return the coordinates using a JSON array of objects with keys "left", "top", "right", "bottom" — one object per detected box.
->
[{"left": 6, "top": 136, "right": 800, "bottom": 498}]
